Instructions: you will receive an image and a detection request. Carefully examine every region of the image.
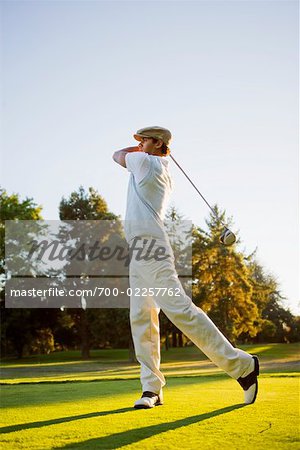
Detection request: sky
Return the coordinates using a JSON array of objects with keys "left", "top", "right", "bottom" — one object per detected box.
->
[{"left": 1, "top": 0, "right": 299, "bottom": 314}]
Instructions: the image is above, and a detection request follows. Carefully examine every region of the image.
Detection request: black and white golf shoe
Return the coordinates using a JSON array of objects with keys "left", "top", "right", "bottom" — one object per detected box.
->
[
  {"left": 237, "top": 355, "right": 260, "bottom": 404},
  {"left": 134, "top": 391, "right": 163, "bottom": 409}
]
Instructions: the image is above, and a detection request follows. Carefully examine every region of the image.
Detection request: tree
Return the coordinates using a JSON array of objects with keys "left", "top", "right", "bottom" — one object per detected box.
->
[
  {"left": 59, "top": 186, "right": 117, "bottom": 221},
  {"left": 192, "top": 206, "right": 261, "bottom": 344},
  {"left": 0, "top": 188, "right": 44, "bottom": 357},
  {"left": 159, "top": 206, "right": 193, "bottom": 349},
  {"left": 58, "top": 186, "right": 130, "bottom": 358},
  {"left": 245, "top": 257, "right": 299, "bottom": 343},
  {"left": 0, "top": 187, "right": 42, "bottom": 271}
]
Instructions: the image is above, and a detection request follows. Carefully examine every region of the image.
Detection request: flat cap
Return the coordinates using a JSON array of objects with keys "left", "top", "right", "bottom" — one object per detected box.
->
[{"left": 133, "top": 126, "right": 172, "bottom": 146}]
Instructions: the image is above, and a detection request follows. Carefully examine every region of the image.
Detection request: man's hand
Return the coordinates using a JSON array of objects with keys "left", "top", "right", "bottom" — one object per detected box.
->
[{"left": 113, "top": 146, "right": 141, "bottom": 168}]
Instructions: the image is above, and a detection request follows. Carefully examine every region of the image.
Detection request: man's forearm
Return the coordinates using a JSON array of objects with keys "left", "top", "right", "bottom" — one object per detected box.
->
[{"left": 113, "top": 146, "right": 140, "bottom": 168}]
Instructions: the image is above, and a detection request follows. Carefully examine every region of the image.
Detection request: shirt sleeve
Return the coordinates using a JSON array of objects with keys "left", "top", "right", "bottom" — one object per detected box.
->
[{"left": 125, "top": 152, "right": 151, "bottom": 184}]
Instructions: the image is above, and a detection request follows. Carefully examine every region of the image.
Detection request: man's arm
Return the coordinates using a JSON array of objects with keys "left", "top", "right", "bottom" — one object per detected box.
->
[{"left": 112, "top": 146, "right": 141, "bottom": 168}]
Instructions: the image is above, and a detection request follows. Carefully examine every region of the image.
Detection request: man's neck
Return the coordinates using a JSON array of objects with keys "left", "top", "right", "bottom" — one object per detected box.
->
[{"left": 146, "top": 150, "right": 163, "bottom": 157}]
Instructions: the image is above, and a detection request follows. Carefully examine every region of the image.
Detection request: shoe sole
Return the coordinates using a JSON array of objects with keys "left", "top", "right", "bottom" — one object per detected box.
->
[
  {"left": 246, "top": 355, "right": 259, "bottom": 404},
  {"left": 134, "top": 400, "right": 163, "bottom": 409}
]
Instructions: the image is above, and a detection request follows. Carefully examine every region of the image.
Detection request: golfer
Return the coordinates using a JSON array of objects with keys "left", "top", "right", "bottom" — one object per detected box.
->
[{"left": 113, "top": 126, "right": 259, "bottom": 409}]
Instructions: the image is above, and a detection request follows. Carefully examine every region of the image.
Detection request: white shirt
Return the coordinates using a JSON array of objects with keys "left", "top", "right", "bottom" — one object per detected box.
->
[
  {"left": 126, "top": 152, "right": 151, "bottom": 184},
  {"left": 124, "top": 152, "right": 173, "bottom": 242}
]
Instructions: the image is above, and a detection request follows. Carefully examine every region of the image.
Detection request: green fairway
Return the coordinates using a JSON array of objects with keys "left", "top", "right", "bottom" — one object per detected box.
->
[{"left": 1, "top": 344, "right": 299, "bottom": 449}]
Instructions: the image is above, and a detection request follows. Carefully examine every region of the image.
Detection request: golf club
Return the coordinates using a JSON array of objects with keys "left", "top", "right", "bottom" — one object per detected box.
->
[{"left": 169, "top": 154, "right": 236, "bottom": 246}]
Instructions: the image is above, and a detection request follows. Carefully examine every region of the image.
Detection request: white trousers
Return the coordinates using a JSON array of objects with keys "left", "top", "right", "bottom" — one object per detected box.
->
[{"left": 129, "top": 237, "right": 253, "bottom": 397}]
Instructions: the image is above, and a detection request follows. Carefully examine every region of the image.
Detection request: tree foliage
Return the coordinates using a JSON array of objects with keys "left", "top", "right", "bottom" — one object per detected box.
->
[
  {"left": 1, "top": 188, "right": 298, "bottom": 359},
  {"left": 191, "top": 207, "right": 261, "bottom": 343},
  {"left": 59, "top": 186, "right": 116, "bottom": 221},
  {"left": 58, "top": 186, "right": 129, "bottom": 358},
  {"left": 0, "top": 188, "right": 42, "bottom": 268},
  {"left": 0, "top": 188, "right": 43, "bottom": 357}
]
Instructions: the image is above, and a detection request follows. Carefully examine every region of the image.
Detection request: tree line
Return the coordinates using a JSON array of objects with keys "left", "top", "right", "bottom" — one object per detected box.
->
[{"left": 0, "top": 186, "right": 299, "bottom": 359}]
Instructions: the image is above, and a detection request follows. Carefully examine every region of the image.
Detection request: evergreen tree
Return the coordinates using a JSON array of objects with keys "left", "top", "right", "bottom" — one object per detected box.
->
[
  {"left": 159, "top": 206, "right": 193, "bottom": 349},
  {"left": 246, "top": 257, "right": 299, "bottom": 343},
  {"left": 192, "top": 206, "right": 261, "bottom": 343}
]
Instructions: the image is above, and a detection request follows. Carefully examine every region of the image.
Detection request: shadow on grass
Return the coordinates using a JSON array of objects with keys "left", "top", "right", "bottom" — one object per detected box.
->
[
  {"left": 53, "top": 404, "right": 245, "bottom": 449},
  {"left": 0, "top": 407, "right": 133, "bottom": 434},
  {"left": 2, "top": 375, "right": 226, "bottom": 408}
]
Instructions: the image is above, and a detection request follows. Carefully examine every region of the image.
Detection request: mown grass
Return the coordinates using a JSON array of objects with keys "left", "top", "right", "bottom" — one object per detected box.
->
[
  {"left": 1, "top": 342, "right": 299, "bottom": 365},
  {"left": 1, "top": 344, "right": 299, "bottom": 449},
  {"left": 1, "top": 343, "right": 299, "bottom": 384}
]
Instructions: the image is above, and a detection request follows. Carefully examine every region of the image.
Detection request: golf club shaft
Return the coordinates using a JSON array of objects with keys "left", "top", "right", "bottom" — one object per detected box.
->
[{"left": 169, "top": 154, "right": 227, "bottom": 228}]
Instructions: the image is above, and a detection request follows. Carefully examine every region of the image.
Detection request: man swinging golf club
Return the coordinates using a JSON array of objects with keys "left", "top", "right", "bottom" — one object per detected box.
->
[{"left": 113, "top": 126, "right": 259, "bottom": 409}]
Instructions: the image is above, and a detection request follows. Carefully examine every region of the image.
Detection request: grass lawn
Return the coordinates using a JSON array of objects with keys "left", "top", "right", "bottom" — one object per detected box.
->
[{"left": 1, "top": 344, "right": 299, "bottom": 449}]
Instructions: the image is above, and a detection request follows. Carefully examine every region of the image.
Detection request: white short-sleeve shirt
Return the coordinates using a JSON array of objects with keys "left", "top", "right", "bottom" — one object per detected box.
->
[
  {"left": 124, "top": 152, "right": 173, "bottom": 242},
  {"left": 125, "top": 152, "right": 151, "bottom": 184}
]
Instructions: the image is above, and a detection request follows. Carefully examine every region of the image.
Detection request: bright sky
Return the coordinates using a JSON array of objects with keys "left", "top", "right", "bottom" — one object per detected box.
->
[{"left": 1, "top": 0, "right": 299, "bottom": 314}]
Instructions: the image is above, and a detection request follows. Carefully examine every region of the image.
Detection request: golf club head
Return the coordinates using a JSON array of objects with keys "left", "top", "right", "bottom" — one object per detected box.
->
[{"left": 220, "top": 228, "right": 236, "bottom": 246}]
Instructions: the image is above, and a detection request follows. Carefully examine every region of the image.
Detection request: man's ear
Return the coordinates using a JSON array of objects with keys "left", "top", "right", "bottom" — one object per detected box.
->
[{"left": 155, "top": 139, "right": 163, "bottom": 149}]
